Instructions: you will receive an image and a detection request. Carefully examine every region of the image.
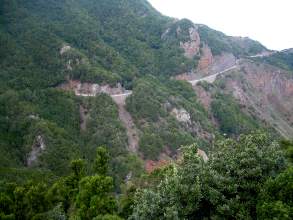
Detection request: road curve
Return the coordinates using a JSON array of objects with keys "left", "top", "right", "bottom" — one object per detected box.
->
[
  {"left": 110, "top": 91, "right": 132, "bottom": 97},
  {"left": 188, "top": 65, "right": 237, "bottom": 86}
]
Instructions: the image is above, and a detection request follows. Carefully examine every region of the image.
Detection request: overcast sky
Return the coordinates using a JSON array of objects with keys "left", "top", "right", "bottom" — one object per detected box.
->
[{"left": 148, "top": 0, "right": 293, "bottom": 51}]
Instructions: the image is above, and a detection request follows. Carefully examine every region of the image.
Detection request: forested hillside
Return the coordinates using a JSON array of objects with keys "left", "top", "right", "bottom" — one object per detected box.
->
[{"left": 0, "top": 0, "right": 292, "bottom": 219}]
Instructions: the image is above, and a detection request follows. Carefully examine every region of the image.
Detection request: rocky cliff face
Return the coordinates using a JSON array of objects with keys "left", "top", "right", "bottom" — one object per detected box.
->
[
  {"left": 227, "top": 60, "right": 293, "bottom": 138},
  {"left": 197, "top": 44, "right": 213, "bottom": 72},
  {"left": 194, "top": 58, "right": 293, "bottom": 138},
  {"left": 180, "top": 27, "right": 201, "bottom": 59}
]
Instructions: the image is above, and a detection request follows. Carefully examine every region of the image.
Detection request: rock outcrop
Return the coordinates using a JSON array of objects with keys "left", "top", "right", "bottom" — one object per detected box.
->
[
  {"left": 59, "top": 80, "right": 131, "bottom": 97},
  {"left": 60, "top": 45, "right": 71, "bottom": 55},
  {"left": 117, "top": 103, "right": 139, "bottom": 153},
  {"left": 171, "top": 108, "right": 191, "bottom": 123},
  {"left": 222, "top": 60, "right": 293, "bottom": 138},
  {"left": 197, "top": 44, "right": 213, "bottom": 73},
  {"left": 180, "top": 27, "right": 201, "bottom": 59},
  {"left": 193, "top": 86, "right": 212, "bottom": 110},
  {"left": 27, "top": 135, "right": 46, "bottom": 166}
]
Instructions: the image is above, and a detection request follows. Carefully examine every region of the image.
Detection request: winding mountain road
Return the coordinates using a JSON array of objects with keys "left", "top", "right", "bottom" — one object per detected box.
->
[{"left": 188, "top": 65, "right": 238, "bottom": 86}]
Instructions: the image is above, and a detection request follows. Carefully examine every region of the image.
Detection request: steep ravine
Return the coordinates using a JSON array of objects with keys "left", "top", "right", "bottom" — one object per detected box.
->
[{"left": 60, "top": 81, "right": 139, "bottom": 153}]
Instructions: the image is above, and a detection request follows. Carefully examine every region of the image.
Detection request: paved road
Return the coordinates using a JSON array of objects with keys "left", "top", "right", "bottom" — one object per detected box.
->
[
  {"left": 187, "top": 52, "right": 275, "bottom": 86},
  {"left": 188, "top": 65, "right": 237, "bottom": 86},
  {"left": 248, "top": 51, "right": 276, "bottom": 58},
  {"left": 75, "top": 91, "right": 132, "bottom": 98},
  {"left": 110, "top": 91, "right": 132, "bottom": 97}
]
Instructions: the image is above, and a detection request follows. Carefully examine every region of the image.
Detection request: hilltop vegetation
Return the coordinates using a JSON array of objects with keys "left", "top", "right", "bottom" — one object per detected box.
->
[
  {"left": 259, "top": 50, "right": 293, "bottom": 72},
  {"left": 0, "top": 0, "right": 195, "bottom": 90},
  {"left": 198, "top": 25, "right": 266, "bottom": 56}
]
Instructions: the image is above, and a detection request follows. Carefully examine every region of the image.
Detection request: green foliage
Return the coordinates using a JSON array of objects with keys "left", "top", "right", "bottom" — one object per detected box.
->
[
  {"left": 139, "top": 131, "right": 164, "bottom": 160},
  {"left": 259, "top": 50, "right": 293, "bottom": 72},
  {"left": 198, "top": 25, "right": 266, "bottom": 56},
  {"left": 94, "top": 147, "right": 110, "bottom": 176},
  {"left": 204, "top": 132, "right": 286, "bottom": 219},
  {"left": 25, "top": 120, "right": 81, "bottom": 175},
  {"left": 0, "top": 1, "right": 291, "bottom": 220},
  {"left": 131, "top": 132, "right": 287, "bottom": 219},
  {"left": 131, "top": 145, "right": 202, "bottom": 220},
  {"left": 257, "top": 167, "right": 293, "bottom": 219},
  {"left": 198, "top": 26, "right": 232, "bottom": 55},
  {"left": 83, "top": 94, "right": 128, "bottom": 158},
  {"left": 70, "top": 159, "right": 85, "bottom": 181},
  {"left": 0, "top": 88, "right": 82, "bottom": 175},
  {"left": 0, "top": 87, "right": 143, "bottom": 189},
  {"left": 280, "top": 140, "right": 293, "bottom": 163},
  {"left": 211, "top": 93, "right": 259, "bottom": 136},
  {"left": 0, "top": 148, "right": 123, "bottom": 219},
  {"left": 126, "top": 76, "right": 212, "bottom": 159},
  {"left": 0, "top": 0, "right": 198, "bottom": 91},
  {"left": 73, "top": 175, "right": 117, "bottom": 219},
  {"left": 118, "top": 184, "right": 137, "bottom": 219},
  {"left": 111, "top": 155, "right": 144, "bottom": 189}
]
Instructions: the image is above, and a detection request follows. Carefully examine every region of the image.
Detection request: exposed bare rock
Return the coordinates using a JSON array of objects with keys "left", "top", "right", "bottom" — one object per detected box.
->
[
  {"left": 60, "top": 45, "right": 71, "bottom": 55},
  {"left": 176, "top": 59, "right": 237, "bottom": 86},
  {"left": 197, "top": 44, "right": 213, "bottom": 73},
  {"left": 27, "top": 135, "right": 46, "bottom": 166},
  {"left": 161, "top": 28, "right": 170, "bottom": 39},
  {"left": 223, "top": 60, "right": 293, "bottom": 138},
  {"left": 59, "top": 80, "right": 131, "bottom": 98},
  {"left": 117, "top": 104, "right": 139, "bottom": 153},
  {"left": 197, "top": 49, "right": 236, "bottom": 76},
  {"left": 66, "top": 60, "right": 73, "bottom": 70},
  {"left": 28, "top": 114, "right": 39, "bottom": 120},
  {"left": 193, "top": 86, "right": 212, "bottom": 110},
  {"left": 197, "top": 148, "right": 208, "bottom": 162},
  {"left": 211, "top": 53, "right": 236, "bottom": 73},
  {"left": 145, "top": 148, "right": 208, "bottom": 173},
  {"left": 169, "top": 105, "right": 214, "bottom": 141},
  {"left": 171, "top": 108, "right": 191, "bottom": 123},
  {"left": 145, "top": 152, "right": 171, "bottom": 173},
  {"left": 180, "top": 27, "right": 201, "bottom": 59}
]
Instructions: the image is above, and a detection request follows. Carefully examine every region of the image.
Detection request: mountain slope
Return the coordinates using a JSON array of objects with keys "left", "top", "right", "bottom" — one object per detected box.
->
[
  {"left": 0, "top": 0, "right": 292, "bottom": 183},
  {"left": 0, "top": 1, "right": 292, "bottom": 219}
]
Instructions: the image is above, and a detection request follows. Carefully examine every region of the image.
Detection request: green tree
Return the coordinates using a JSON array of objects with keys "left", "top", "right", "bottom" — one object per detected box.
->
[
  {"left": 202, "top": 132, "right": 286, "bottom": 219},
  {"left": 131, "top": 132, "right": 286, "bottom": 219},
  {"left": 71, "top": 147, "right": 119, "bottom": 219},
  {"left": 257, "top": 167, "right": 293, "bottom": 220},
  {"left": 131, "top": 144, "right": 203, "bottom": 219},
  {"left": 95, "top": 147, "right": 110, "bottom": 176}
]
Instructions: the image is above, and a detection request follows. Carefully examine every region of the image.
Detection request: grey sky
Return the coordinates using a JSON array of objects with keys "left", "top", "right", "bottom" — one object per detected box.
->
[{"left": 148, "top": 0, "right": 293, "bottom": 51}]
